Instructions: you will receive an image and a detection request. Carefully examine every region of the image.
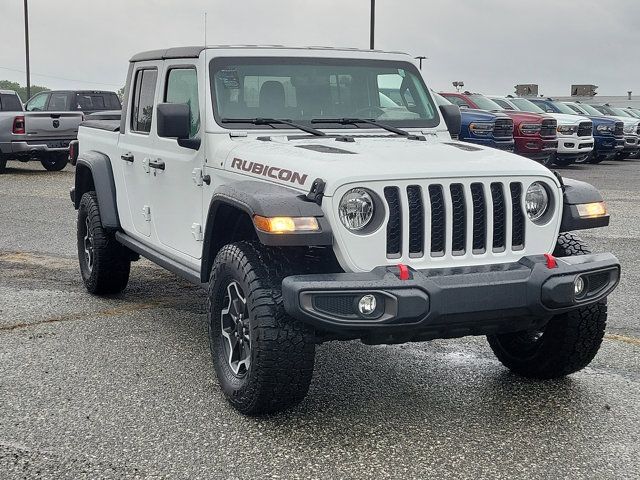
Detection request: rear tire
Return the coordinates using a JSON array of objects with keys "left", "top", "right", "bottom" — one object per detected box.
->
[
  {"left": 487, "top": 233, "right": 607, "bottom": 379},
  {"left": 41, "top": 153, "right": 68, "bottom": 171},
  {"left": 208, "top": 241, "right": 315, "bottom": 415},
  {"left": 77, "top": 191, "right": 131, "bottom": 294}
]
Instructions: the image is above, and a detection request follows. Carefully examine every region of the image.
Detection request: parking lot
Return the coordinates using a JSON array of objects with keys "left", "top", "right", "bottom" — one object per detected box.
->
[{"left": 0, "top": 159, "right": 639, "bottom": 479}]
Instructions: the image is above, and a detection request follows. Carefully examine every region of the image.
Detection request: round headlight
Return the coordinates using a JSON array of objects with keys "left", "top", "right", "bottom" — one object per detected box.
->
[
  {"left": 339, "top": 188, "right": 374, "bottom": 231},
  {"left": 525, "top": 182, "right": 550, "bottom": 222}
]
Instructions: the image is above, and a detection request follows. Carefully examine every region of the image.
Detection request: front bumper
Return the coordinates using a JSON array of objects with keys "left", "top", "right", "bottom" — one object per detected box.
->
[
  {"left": 282, "top": 253, "right": 620, "bottom": 344},
  {"left": 623, "top": 135, "right": 639, "bottom": 152},
  {"left": 462, "top": 136, "right": 514, "bottom": 152},
  {"left": 556, "top": 135, "right": 594, "bottom": 157}
]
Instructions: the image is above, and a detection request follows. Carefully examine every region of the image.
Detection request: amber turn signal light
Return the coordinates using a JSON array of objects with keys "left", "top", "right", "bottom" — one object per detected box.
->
[{"left": 253, "top": 215, "right": 319, "bottom": 233}]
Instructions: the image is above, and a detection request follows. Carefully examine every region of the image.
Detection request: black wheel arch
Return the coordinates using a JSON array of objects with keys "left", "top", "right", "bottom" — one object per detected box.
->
[
  {"left": 200, "top": 181, "right": 333, "bottom": 283},
  {"left": 558, "top": 176, "right": 610, "bottom": 232},
  {"left": 74, "top": 151, "right": 120, "bottom": 229}
]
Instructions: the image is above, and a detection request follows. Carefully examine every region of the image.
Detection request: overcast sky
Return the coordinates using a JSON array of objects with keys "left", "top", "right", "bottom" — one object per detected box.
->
[{"left": 1, "top": 0, "right": 639, "bottom": 97}]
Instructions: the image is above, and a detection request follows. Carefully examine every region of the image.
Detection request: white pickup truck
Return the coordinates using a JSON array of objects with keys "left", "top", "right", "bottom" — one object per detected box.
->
[
  {"left": 71, "top": 46, "right": 620, "bottom": 415},
  {"left": 0, "top": 89, "right": 83, "bottom": 173}
]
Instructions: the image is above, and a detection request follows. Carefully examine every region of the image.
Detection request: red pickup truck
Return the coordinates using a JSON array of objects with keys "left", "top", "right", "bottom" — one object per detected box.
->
[{"left": 441, "top": 92, "right": 558, "bottom": 166}]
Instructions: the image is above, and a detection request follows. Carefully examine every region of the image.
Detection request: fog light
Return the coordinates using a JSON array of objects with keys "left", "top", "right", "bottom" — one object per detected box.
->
[
  {"left": 358, "top": 295, "right": 377, "bottom": 315},
  {"left": 574, "top": 276, "right": 585, "bottom": 297}
]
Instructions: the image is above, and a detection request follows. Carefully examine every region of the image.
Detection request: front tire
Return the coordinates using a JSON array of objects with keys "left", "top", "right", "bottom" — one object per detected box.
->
[
  {"left": 77, "top": 191, "right": 131, "bottom": 294},
  {"left": 0, "top": 157, "right": 7, "bottom": 174},
  {"left": 487, "top": 233, "right": 607, "bottom": 378},
  {"left": 41, "top": 153, "right": 68, "bottom": 171},
  {"left": 208, "top": 242, "right": 315, "bottom": 415}
]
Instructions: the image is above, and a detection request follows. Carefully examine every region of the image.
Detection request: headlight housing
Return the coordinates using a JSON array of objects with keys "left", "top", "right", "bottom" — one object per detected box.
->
[
  {"left": 623, "top": 124, "right": 635, "bottom": 134},
  {"left": 525, "top": 182, "right": 550, "bottom": 222},
  {"left": 469, "top": 122, "right": 494, "bottom": 137},
  {"left": 520, "top": 123, "right": 542, "bottom": 135},
  {"left": 596, "top": 124, "right": 615, "bottom": 133},
  {"left": 339, "top": 188, "right": 374, "bottom": 231},
  {"left": 557, "top": 125, "right": 577, "bottom": 135}
]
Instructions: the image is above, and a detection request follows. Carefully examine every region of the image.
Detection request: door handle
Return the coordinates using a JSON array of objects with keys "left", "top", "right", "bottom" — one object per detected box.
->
[
  {"left": 121, "top": 153, "right": 134, "bottom": 163},
  {"left": 149, "top": 159, "right": 165, "bottom": 171}
]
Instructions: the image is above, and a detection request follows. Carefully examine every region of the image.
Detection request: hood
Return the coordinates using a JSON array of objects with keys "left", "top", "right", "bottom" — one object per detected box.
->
[
  {"left": 500, "top": 110, "right": 550, "bottom": 124},
  {"left": 460, "top": 110, "right": 501, "bottom": 122},
  {"left": 583, "top": 115, "right": 617, "bottom": 126},
  {"left": 545, "top": 112, "right": 589, "bottom": 125},
  {"left": 223, "top": 135, "right": 558, "bottom": 196}
]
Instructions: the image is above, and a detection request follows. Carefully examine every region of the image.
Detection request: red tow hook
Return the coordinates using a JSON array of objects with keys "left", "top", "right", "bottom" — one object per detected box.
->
[
  {"left": 397, "top": 263, "right": 410, "bottom": 280},
  {"left": 544, "top": 253, "right": 558, "bottom": 269}
]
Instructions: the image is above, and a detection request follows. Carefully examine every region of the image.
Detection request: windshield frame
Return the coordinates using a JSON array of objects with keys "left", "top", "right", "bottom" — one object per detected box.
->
[{"left": 208, "top": 56, "right": 441, "bottom": 131}]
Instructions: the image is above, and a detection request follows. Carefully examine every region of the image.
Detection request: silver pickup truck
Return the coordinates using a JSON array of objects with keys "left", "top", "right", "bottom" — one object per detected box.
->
[{"left": 0, "top": 89, "right": 84, "bottom": 173}]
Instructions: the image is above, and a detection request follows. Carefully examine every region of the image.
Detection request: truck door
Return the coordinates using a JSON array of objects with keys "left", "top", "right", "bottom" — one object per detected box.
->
[
  {"left": 148, "top": 63, "right": 204, "bottom": 259},
  {"left": 118, "top": 63, "right": 161, "bottom": 238}
]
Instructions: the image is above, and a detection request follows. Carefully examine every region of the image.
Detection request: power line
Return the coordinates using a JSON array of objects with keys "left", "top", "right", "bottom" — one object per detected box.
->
[{"left": 0, "top": 65, "right": 122, "bottom": 88}]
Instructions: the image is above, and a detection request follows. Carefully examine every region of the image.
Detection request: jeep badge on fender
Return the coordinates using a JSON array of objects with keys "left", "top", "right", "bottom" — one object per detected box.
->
[{"left": 70, "top": 46, "right": 620, "bottom": 416}]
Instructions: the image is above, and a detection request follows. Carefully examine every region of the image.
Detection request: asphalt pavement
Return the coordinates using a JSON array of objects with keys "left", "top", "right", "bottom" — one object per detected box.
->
[{"left": 0, "top": 158, "right": 639, "bottom": 479}]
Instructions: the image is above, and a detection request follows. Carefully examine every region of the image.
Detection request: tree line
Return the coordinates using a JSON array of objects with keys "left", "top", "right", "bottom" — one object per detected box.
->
[{"left": 0, "top": 80, "right": 49, "bottom": 102}]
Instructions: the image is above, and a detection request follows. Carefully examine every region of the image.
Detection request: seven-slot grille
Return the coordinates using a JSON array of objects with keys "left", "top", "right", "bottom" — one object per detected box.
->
[
  {"left": 493, "top": 118, "right": 514, "bottom": 139},
  {"left": 615, "top": 122, "right": 624, "bottom": 137},
  {"left": 578, "top": 121, "right": 593, "bottom": 137},
  {"left": 540, "top": 119, "right": 557, "bottom": 137},
  {"left": 384, "top": 182, "right": 526, "bottom": 259}
]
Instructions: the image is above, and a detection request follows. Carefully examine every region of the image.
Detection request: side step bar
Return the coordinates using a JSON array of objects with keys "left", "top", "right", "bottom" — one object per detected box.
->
[{"left": 115, "top": 232, "right": 203, "bottom": 286}]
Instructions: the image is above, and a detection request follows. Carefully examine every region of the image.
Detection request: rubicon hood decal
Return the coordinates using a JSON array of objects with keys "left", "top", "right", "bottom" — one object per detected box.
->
[{"left": 231, "top": 158, "right": 308, "bottom": 186}]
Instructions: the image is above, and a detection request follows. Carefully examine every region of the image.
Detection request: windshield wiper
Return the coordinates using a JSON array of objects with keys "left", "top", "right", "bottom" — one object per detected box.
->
[
  {"left": 311, "top": 117, "right": 413, "bottom": 137},
  {"left": 220, "top": 117, "right": 325, "bottom": 137}
]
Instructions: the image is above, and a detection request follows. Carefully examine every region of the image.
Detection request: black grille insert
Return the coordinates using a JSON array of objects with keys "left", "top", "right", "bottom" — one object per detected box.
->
[
  {"left": 429, "top": 185, "right": 446, "bottom": 256},
  {"left": 450, "top": 184, "right": 466, "bottom": 255},
  {"left": 470, "top": 183, "right": 486, "bottom": 253},
  {"left": 540, "top": 119, "right": 557, "bottom": 138},
  {"left": 578, "top": 122, "right": 593, "bottom": 137},
  {"left": 407, "top": 185, "right": 424, "bottom": 256},
  {"left": 490, "top": 183, "right": 506, "bottom": 251},
  {"left": 510, "top": 183, "right": 525, "bottom": 249},
  {"left": 384, "top": 187, "right": 402, "bottom": 257}
]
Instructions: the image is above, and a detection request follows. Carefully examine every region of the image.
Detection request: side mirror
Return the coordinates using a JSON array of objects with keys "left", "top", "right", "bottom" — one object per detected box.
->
[
  {"left": 439, "top": 104, "right": 462, "bottom": 139},
  {"left": 157, "top": 103, "right": 190, "bottom": 139}
]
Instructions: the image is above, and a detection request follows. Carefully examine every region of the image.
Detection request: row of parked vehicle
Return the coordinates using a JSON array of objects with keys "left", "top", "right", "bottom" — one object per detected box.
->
[
  {"left": 435, "top": 91, "right": 640, "bottom": 167},
  {"left": 0, "top": 89, "right": 121, "bottom": 173},
  {"left": 1, "top": 84, "right": 639, "bottom": 173}
]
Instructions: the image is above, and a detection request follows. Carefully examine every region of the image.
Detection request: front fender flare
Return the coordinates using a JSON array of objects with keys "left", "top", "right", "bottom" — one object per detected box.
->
[
  {"left": 559, "top": 177, "right": 609, "bottom": 232},
  {"left": 201, "top": 181, "right": 333, "bottom": 282},
  {"left": 75, "top": 151, "right": 120, "bottom": 229}
]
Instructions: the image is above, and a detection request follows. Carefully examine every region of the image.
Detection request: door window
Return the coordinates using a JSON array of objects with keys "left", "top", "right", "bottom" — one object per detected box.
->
[
  {"left": 164, "top": 68, "right": 200, "bottom": 137},
  {"left": 47, "top": 93, "right": 70, "bottom": 111},
  {"left": 131, "top": 69, "right": 158, "bottom": 133},
  {"left": 25, "top": 92, "right": 49, "bottom": 111}
]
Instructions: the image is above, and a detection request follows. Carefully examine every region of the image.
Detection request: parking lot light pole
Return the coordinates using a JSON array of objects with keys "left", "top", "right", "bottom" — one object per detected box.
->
[
  {"left": 24, "top": 0, "right": 31, "bottom": 99},
  {"left": 370, "top": 0, "right": 375, "bottom": 50},
  {"left": 415, "top": 56, "right": 427, "bottom": 70}
]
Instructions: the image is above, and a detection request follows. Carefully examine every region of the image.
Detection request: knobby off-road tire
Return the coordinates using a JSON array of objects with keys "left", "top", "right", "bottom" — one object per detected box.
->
[
  {"left": 77, "top": 191, "right": 131, "bottom": 294},
  {"left": 41, "top": 153, "right": 68, "bottom": 171},
  {"left": 487, "top": 232, "right": 607, "bottom": 379},
  {"left": 208, "top": 241, "right": 315, "bottom": 415}
]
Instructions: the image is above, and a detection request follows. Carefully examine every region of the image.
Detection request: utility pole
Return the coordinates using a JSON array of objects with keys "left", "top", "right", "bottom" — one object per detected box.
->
[
  {"left": 369, "top": 0, "right": 375, "bottom": 50},
  {"left": 415, "top": 56, "right": 427, "bottom": 70},
  {"left": 24, "top": 0, "right": 31, "bottom": 99}
]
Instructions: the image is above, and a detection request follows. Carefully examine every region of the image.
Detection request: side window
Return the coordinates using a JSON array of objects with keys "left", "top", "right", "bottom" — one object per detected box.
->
[
  {"left": 47, "top": 93, "right": 70, "bottom": 111},
  {"left": 25, "top": 92, "right": 49, "bottom": 111},
  {"left": 131, "top": 69, "right": 158, "bottom": 134},
  {"left": 0, "top": 94, "right": 23, "bottom": 112},
  {"left": 164, "top": 68, "right": 200, "bottom": 137}
]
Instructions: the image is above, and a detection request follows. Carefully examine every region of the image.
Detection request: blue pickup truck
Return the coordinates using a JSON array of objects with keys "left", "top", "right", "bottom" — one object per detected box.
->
[
  {"left": 432, "top": 92, "right": 514, "bottom": 151},
  {"left": 529, "top": 98, "right": 623, "bottom": 164}
]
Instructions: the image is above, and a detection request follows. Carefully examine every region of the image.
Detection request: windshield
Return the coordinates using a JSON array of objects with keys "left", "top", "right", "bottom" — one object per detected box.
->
[
  {"left": 210, "top": 57, "right": 439, "bottom": 129},
  {"left": 510, "top": 98, "right": 545, "bottom": 114},
  {"left": 564, "top": 103, "right": 586, "bottom": 114},
  {"left": 431, "top": 91, "right": 452, "bottom": 107},
  {"left": 468, "top": 95, "right": 503, "bottom": 111},
  {"left": 547, "top": 101, "right": 577, "bottom": 115},
  {"left": 578, "top": 104, "right": 602, "bottom": 116},
  {"left": 609, "top": 106, "right": 632, "bottom": 117}
]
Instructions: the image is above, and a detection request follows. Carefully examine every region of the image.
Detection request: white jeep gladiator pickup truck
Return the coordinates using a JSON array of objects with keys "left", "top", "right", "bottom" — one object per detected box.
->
[{"left": 71, "top": 46, "right": 620, "bottom": 415}]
